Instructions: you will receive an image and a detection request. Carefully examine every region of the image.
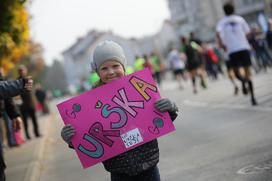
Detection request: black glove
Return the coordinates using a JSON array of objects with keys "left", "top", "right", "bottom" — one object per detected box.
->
[{"left": 155, "top": 98, "right": 178, "bottom": 113}]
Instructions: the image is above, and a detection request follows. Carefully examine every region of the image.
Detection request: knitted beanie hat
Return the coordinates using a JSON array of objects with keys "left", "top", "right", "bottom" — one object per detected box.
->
[{"left": 91, "top": 40, "right": 126, "bottom": 71}]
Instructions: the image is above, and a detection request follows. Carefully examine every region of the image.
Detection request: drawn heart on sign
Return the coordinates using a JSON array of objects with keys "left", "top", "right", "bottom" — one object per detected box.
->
[{"left": 95, "top": 100, "right": 103, "bottom": 109}]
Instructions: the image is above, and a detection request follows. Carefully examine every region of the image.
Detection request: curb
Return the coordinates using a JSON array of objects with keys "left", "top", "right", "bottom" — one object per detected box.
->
[{"left": 23, "top": 113, "right": 56, "bottom": 181}]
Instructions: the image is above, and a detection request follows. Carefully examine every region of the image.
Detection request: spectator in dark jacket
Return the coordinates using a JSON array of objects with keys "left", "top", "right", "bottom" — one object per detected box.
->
[
  {"left": 0, "top": 69, "right": 33, "bottom": 181},
  {"left": 35, "top": 84, "right": 49, "bottom": 114},
  {"left": 0, "top": 69, "right": 22, "bottom": 147},
  {"left": 18, "top": 65, "right": 41, "bottom": 139}
]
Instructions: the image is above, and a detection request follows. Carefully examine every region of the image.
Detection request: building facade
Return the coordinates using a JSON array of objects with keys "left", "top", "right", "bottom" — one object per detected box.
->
[{"left": 167, "top": 0, "right": 271, "bottom": 41}]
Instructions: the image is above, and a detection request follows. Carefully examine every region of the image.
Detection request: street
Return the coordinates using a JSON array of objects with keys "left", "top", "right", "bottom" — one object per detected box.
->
[{"left": 5, "top": 71, "right": 272, "bottom": 181}]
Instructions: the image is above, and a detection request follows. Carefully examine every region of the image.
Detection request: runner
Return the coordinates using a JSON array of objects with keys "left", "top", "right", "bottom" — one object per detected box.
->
[{"left": 216, "top": 2, "right": 258, "bottom": 105}]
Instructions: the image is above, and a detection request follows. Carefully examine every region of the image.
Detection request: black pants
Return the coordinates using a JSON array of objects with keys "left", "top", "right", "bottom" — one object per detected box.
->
[
  {"left": 0, "top": 143, "right": 6, "bottom": 181},
  {"left": 111, "top": 166, "right": 160, "bottom": 181},
  {"left": 0, "top": 169, "right": 5, "bottom": 181},
  {"left": 20, "top": 107, "right": 40, "bottom": 138}
]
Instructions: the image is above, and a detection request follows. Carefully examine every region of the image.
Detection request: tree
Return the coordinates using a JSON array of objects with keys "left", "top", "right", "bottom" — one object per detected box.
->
[
  {"left": 19, "top": 41, "right": 46, "bottom": 81},
  {"left": 0, "top": 0, "right": 30, "bottom": 74}
]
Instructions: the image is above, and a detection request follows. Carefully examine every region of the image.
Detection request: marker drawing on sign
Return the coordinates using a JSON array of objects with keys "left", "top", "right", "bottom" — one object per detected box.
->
[
  {"left": 65, "top": 109, "right": 76, "bottom": 119},
  {"left": 112, "top": 88, "right": 144, "bottom": 117},
  {"left": 153, "top": 110, "right": 165, "bottom": 118},
  {"left": 129, "top": 76, "right": 158, "bottom": 101},
  {"left": 89, "top": 122, "right": 120, "bottom": 147},
  {"left": 65, "top": 103, "right": 81, "bottom": 119},
  {"left": 101, "top": 104, "right": 128, "bottom": 129},
  {"left": 73, "top": 103, "right": 81, "bottom": 112},
  {"left": 78, "top": 134, "right": 104, "bottom": 158},
  {"left": 78, "top": 122, "right": 120, "bottom": 158},
  {"left": 148, "top": 117, "right": 164, "bottom": 135},
  {"left": 95, "top": 100, "right": 103, "bottom": 109}
]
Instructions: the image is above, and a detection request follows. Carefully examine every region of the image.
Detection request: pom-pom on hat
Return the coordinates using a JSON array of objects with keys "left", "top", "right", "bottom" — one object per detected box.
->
[{"left": 91, "top": 40, "right": 126, "bottom": 72}]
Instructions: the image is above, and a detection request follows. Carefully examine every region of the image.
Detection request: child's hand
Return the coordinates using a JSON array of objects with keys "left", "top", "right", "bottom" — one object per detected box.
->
[
  {"left": 61, "top": 124, "right": 76, "bottom": 145},
  {"left": 155, "top": 98, "right": 178, "bottom": 113}
]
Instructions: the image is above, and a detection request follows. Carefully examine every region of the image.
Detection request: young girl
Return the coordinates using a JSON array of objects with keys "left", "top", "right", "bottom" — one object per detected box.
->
[{"left": 61, "top": 41, "right": 179, "bottom": 181}]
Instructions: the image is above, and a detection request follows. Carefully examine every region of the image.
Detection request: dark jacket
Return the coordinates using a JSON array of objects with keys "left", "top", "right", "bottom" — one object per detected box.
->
[
  {"left": 0, "top": 97, "right": 20, "bottom": 119},
  {"left": 18, "top": 76, "right": 35, "bottom": 109},
  {"left": 0, "top": 78, "right": 22, "bottom": 118},
  {"left": 0, "top": 79, "right": 25, "bottom": 99},
  {"left": 102, "top": 111, "right": 177, "bottom": 176},
  {"left": 0, "top": 78, "right": 24, "bottom": 171},
  {"left": 35, "top": 89, "right": 46, "bottom": 103}
]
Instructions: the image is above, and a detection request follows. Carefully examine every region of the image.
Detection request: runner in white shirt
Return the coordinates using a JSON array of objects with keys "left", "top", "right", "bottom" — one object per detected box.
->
[
  {"left": 216, "top": 15, "right": 251, "bottom": 56},
  {"left": 167, "top": 47, "right": 186, "bottom": 89},
  {"left": 216, "top": 2, "right": 257, "bottom": 105}
]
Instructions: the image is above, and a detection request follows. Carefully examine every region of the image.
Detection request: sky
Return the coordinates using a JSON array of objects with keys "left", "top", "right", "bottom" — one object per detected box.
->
[{"left": 29, "top": 0, "right": 170, "bottom": 65}]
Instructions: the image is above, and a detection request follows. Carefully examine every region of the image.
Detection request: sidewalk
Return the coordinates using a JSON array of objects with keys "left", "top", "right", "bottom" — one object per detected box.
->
[{"left": 4, "top": 112, "right": 54, "bottom": 181}]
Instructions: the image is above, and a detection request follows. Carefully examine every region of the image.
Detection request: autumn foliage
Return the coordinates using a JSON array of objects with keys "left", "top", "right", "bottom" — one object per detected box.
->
[{"left": 0, "top": 0, "right": 30, "bottom": 74}]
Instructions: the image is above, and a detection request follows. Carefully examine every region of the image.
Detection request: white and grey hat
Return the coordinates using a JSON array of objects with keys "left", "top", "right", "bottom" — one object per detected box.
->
[{"left": 91, "top": 40, "right": 126, "bottom": 71}]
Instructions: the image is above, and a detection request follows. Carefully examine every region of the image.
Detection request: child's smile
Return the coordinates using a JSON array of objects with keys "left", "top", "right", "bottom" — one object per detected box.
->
[{"left": 98, "top": 60, "right": 125, "bottom": 83}]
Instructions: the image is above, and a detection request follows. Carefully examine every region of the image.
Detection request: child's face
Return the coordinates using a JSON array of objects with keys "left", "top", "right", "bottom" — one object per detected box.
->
[{"left": 98, "top": 60, "right": 125, "bottom": 83}]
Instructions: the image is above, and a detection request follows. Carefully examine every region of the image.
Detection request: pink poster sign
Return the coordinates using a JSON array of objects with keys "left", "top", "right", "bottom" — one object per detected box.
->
[{"left": 57, "top": 68, "right": 175, "bottom": 169}]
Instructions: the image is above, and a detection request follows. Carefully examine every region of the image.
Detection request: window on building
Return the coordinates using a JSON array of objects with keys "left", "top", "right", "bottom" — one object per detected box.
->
[{"left": 242, "top": 0, "right": 262, "bottom": 5}]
